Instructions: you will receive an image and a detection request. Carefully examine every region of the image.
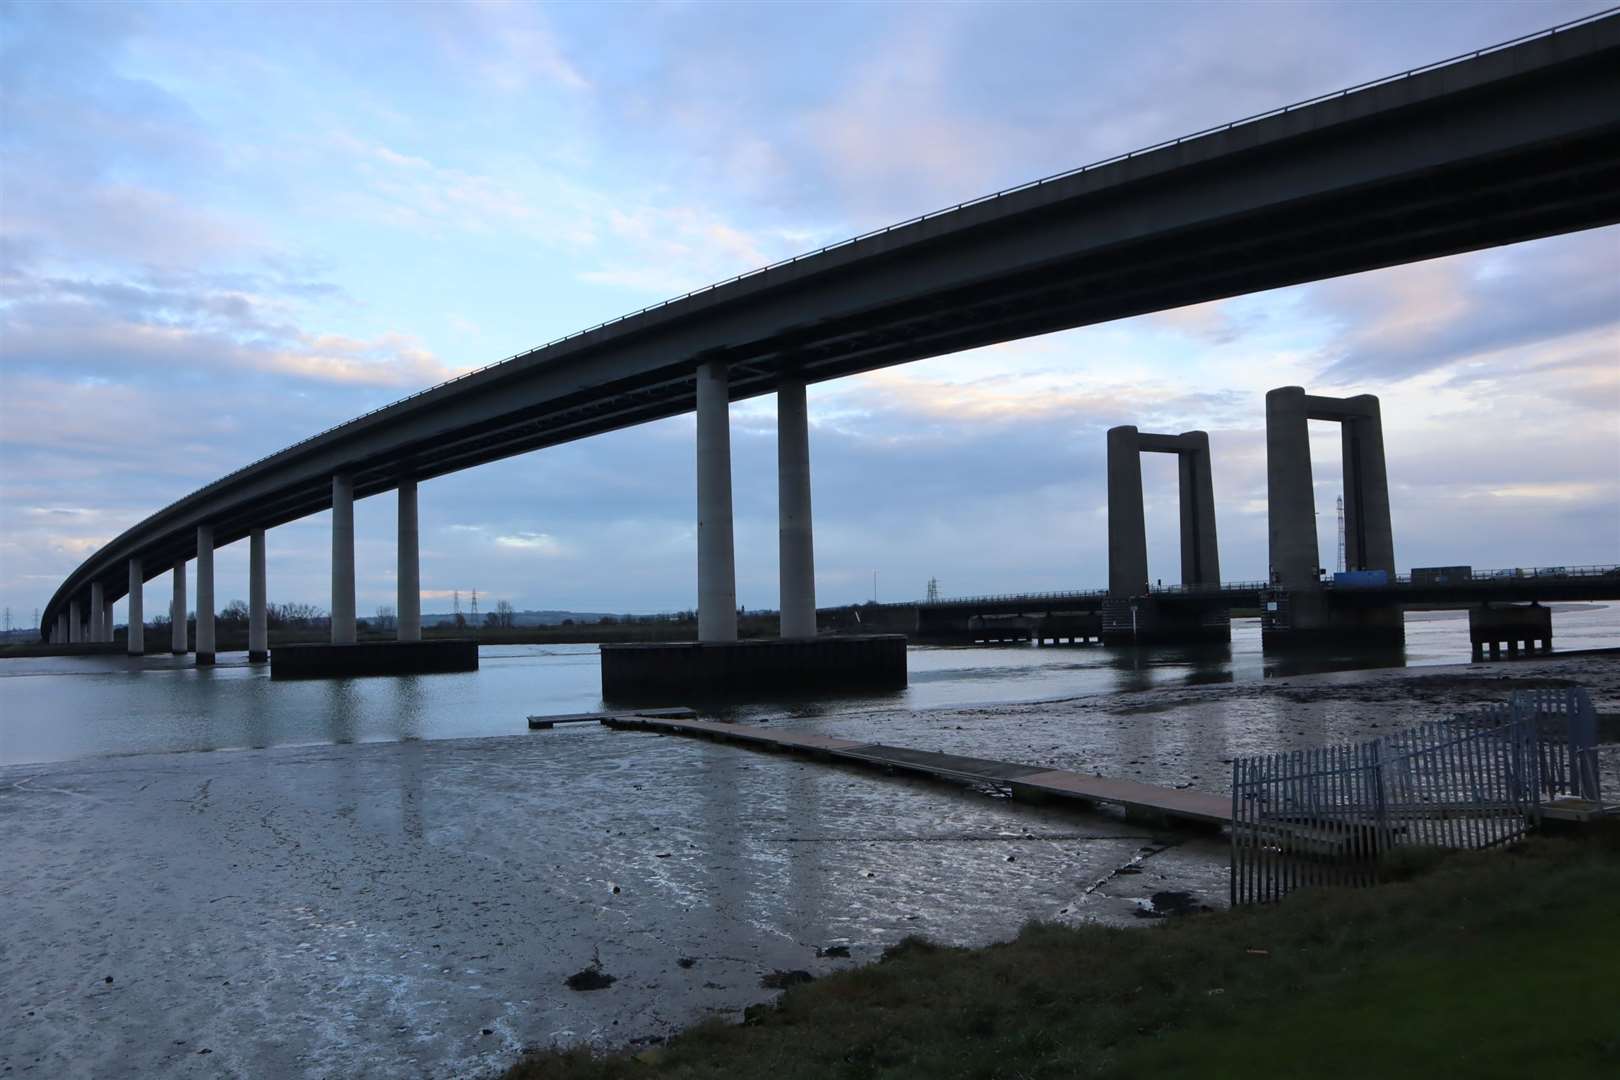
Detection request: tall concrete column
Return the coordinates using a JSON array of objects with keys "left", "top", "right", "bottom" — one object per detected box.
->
[
  {"left": 1266, "top": 387, "right": 1319, "bottom": 590},
  {"left": 127, "top": 557, "right": 144, "bottom": 655},
  {"left": 331, "top": 473, "right": 356, "bottom": 644},
  {"left": 1107, "top": 425, "right": 1148, "bottom": 596},
  {"left": 55, "top": 612, "right": 67, "bottom": 644},
  {"left": 90, "top": 581, "right": 105, "bottom": 642},
  {"left": 102, "top": 596, "right": 114, "bottom": 646},
  {"left": 695, "top": 360, "right": 738, "bottom": 642},
  {"left": 777, "top": 377, "right": 817, "bottom": 638},
  {"left": 397, "top": 478, "right": 420, "bottom": 642},
  {"left": 1340, "top": 395, "right": 1395, "bottom": 574},
  {"left": 195, "top": 525, "right": 215, "bottom": 665},
  {"left": 68, "top": 601, "right": 81, "bottom": 643},
  {"left": 171, "top": 558, "right": 188, "bottom": 654},
  {"left": 1177, "top": 431, "right": 1221, "bottom": 586},
  {"left": 248, "top": 528, "right": 268, "bottom": 662}
]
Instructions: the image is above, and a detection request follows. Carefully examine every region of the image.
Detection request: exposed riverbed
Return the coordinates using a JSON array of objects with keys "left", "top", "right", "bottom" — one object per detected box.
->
[{"left": 2, "top": 608, "right": 1616, "bottom": 1078}]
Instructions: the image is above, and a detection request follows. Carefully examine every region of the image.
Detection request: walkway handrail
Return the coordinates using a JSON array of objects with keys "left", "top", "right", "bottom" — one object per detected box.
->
[{"left": 891, "top": 565, "right": 1619, "bottom": 608}]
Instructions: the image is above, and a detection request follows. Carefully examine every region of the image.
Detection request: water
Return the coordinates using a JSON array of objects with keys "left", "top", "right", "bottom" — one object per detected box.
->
[
  {"left": 2, "top": 606, "right": 1615, "bottom": 766},
  {"left": 3, "top": 605, "right": 1615, "bottom": 1077}
]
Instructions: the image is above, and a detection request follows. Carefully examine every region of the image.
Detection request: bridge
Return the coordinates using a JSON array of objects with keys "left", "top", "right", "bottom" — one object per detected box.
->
[
  {"left": 853, "top": 565, "right": 1620, "bottom": 645},
  {"left": 39, "top": 15, "right": 1620, "bottom": 682}
]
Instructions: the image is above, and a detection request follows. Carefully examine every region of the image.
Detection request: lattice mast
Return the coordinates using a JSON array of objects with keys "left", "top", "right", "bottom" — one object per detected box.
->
[{"left": 1336, "top": 495, "right": 1346, "bottom": 573}]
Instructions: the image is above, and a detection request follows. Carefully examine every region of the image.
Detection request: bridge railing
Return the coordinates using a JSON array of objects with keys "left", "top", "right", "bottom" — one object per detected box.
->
[
  {"left": 1324, "top": 564, "right": 1620, "bottom": 588},
  {"left": 889, "top": 564, "right": 1617, "bottom": 610},
  {"left": 198, "top": 10, "right": 1618, "bottom": 494}
]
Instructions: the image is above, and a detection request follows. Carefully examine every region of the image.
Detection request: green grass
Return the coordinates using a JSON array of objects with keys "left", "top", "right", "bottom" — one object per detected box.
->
[{"left": 502, "top": 825, "right": 1620, "bottom": 1080}]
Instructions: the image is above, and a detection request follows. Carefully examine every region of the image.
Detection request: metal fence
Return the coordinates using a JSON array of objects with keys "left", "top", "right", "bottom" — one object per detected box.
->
[
  {"left": 1231, "top": 688, "right": 1601, "bottom": 905},
  {"left": 1511, "top": 687, "right": 1602, "bottom": 805}
]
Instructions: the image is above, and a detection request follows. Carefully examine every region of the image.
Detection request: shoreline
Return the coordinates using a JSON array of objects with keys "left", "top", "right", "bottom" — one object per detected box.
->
[{"left": 4, "top": 651, "right": 1616, "bottom": 1078}]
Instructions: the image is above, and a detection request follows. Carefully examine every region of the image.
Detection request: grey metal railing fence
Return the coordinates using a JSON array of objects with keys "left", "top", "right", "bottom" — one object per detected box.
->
[
  {"left": 1511, "top": 687, "right": 1602, "bottom": 805},
  {"left": 1231, "top": 688, "right": 1601, "bottom": 905}
]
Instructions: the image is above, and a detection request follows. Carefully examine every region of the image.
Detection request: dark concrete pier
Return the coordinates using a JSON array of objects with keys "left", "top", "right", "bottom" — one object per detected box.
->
[
  {"left": 270, "top": 639, "right": 479, "bottom": 680},
  {"left": 1471, "top": 603, "right": 1553, "bottom": 660},
  {"left": 601, "top": 635, "right": 906, "bottom": 702}
]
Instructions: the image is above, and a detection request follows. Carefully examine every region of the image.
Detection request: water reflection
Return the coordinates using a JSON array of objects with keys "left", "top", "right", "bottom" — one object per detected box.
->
[
  {"left": 1260, "top": 646, "right": 1407, "bottom": 679},
  {"left": 2, "top": 605, "right": 1614, "bottom": 766}
]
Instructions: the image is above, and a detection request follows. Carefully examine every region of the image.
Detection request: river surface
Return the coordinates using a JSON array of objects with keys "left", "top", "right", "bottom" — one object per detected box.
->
[
  {"left": 2, "top": 607, "right": 1615, "bottom": 1078},
  {"left": 4, "top": 607, "right": 1617, "bottom": 766}
]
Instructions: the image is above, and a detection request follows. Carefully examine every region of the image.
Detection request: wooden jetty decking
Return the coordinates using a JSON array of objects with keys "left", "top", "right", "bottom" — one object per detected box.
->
[
  {"left": 528, "top": 707, "right": 696, "bottom": 730},
  {"left": 600, "top": 713, "right": 1230, "bottom": 830}
]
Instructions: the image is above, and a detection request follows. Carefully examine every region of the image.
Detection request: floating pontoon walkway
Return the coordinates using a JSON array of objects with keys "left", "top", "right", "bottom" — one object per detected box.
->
[
  {"left": 529, "top": 707, "right": 696, "bottom": 730},
  {"left": 600, "top": 713, "right": 1230, "bottom": 830}
]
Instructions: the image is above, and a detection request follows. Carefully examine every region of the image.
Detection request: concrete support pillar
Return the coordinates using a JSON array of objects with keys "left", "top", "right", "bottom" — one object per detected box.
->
[
  {"left": 1266, "top": 387, "right": 1319, "bottom": 590},
  {"left": 103, "top": 596, "right": 114, "bottom": 646},
  {"left": 1107, "top": 425, "right": 1148, "bottom": 596},
  {"left": 777, "top": 376, "right": 817, "bottom": 638},
  {"left": 1177, "top": 431, "right": 1220, "bottom": 586},
  {"left": 195, "top": 525, "right": 215, "bottom": 665},
  {"left": 127, "top": 557, "right": 144, "bottom": 655},
  {"left": 249, "top": 528, "right": 268, "bottom": 662},
  {"left": 397, "top": 478, "right": 420, "bottom": 642},
  {"left": 171, "top": 558, "right": 188, "bottom": 654},
  {"left": 1340, "top": 395, "right": 1395, "bottom": 574},
  {"left": 331, "top": 473, "right": 356, "bottom": 644},
  {"left": 68, "top": 601, "right": 82, "bottom": 644},
  {"left": 695, "top": 360, "right": 738, "bottom": 642},
  {"left": 90, "top": 581, "right": 105, "bottom": 642},
  {"left": 55, "top": 612, "right": 67, "bottom": 644}
]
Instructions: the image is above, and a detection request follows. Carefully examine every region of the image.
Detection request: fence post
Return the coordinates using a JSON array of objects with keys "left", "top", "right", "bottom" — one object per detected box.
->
[{"left": 1369, "top": 738, "right": 1389, "bottom": 876}]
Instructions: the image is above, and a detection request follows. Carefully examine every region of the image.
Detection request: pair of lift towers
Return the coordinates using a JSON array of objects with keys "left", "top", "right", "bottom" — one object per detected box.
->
[{"left": 1105, "top": 386, "right": 1400, "bottom": 648}]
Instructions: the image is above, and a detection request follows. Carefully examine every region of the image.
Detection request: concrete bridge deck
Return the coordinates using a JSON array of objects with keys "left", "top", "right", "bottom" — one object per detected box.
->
[
  {"left": 599, "top": 713, "right": 1231, "bottom": 830},
  {"left": 866, "top": 564, "right": 1620, "bottom": 620}
]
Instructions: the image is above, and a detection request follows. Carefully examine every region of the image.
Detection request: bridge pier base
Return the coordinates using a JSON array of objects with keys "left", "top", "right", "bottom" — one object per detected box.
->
[
  {"left": 272, "top": 639, "right": 477, "bottom": 680},
  {"left": 1102, "top": 597, "right": 1231, "bottom": 646},
  {"left": 1259, "top": 588, "right": 1404, "bottom": 650},
  {"left": 602, "top": 635, "right": 906, "bottom": 703},
  {"left": 1470, "top": 603, "right": 1551, "bottom": 661}
]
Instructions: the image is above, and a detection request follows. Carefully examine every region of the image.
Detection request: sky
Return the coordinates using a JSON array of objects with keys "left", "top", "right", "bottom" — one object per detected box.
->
[{"left": 2, "top": 0, "right": 1617, "bottom": 628}]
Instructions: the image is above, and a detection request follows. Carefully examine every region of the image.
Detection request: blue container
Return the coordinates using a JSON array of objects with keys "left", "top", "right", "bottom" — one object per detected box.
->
[{"left": 1333, "top": 570, "right": 1389, "bottom": 588}]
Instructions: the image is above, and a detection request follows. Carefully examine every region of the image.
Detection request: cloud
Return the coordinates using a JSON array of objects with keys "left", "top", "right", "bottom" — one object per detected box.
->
[
  {"left": 1311, "top": 229, "right": 1620, "bottom": 383},
  {"left": 445, "top": 1, "right": 590, "bottom": 94},
  {"left": 493, "top": 532, "right": 570, "bottom": 556},
  {"left": 1, "top": 264, "right": 468, "bottom": 392}
]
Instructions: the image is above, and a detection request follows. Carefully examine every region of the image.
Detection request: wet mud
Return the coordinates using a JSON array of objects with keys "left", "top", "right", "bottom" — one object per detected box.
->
[{"left": 2, "top": 651, "right": 1613, "bottom": 1078}]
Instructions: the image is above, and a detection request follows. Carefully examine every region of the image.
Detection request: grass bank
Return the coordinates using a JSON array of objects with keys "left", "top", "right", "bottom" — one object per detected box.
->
[{"left": 504, "top": 825, "right": 1620, "bottom": 1079}]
